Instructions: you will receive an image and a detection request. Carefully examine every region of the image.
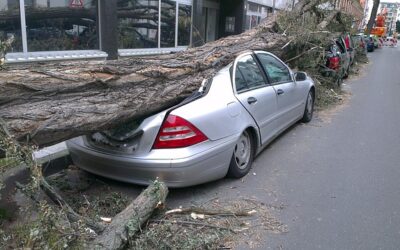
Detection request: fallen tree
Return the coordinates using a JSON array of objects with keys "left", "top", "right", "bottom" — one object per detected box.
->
[
  {"left": 0, "top": 18, "right": 287, "bottom": 146},
  {"left": 0, "top": 0, "right": 355, "bottom": 147}
]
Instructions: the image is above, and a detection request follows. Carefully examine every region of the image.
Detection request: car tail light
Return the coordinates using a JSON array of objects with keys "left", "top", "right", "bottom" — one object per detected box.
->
[
  {"left": 328, "top": 57, "right": 340, "bottom": 71},
  {"left": 153, "top": 115, "right": 208, "bottom": 149}
]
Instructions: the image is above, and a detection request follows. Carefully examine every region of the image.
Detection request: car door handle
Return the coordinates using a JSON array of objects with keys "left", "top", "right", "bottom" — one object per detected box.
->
[
  {"left": 247, "top": 97, "right": 257, "bottom": 104},
  {"left": 277, "top": 89, "right": 284, "bottom": 95}
]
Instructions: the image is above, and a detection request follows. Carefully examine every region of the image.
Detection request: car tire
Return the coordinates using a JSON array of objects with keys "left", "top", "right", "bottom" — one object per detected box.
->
[
  {"left": 301, "top": 90, "right": 314, "bottom": 123},
  {"left": 343, "top": 66, "right": 350, "bottom": 79},
  {"left": 334, "top": 73, "right": 343, "bottom": 87},
  {"left": 227, "top": 130, "right": 254, "bottom": 178}
]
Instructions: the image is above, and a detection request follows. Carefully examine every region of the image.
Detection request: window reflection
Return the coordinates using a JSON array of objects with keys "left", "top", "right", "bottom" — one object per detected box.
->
[
  {"left": 25, "top": 0, "right": 98, "bottom": 51},
  {"left": 0, "top": 0, "right": 22, "bottom": 52},
  {"left": 178, "top": 4, "right": 191, "bottom": 46},
  {"left": 118, "top": 0, "right": 159, "bottom": 49},
  {"left": 161, "top": 0, "right": 176, "bottom": 48}
]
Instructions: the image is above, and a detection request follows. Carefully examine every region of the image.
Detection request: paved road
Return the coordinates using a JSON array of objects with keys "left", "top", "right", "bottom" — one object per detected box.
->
[{"left": 84, "top": 47, "right": 400, "bottom": 249}]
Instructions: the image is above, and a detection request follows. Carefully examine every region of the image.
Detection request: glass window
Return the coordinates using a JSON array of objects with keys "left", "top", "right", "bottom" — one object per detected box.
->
[
  {"left": 248, "top": 2, "right": 259, "bottom": 12},
  {"left": 225, "top": 16, "right": 235, "bottom": 33},
  {"left": 178, "top": 4, "right": 191, "bottom": 46},
  {"left": 0, "top": 0, "right": 22, "bottom": 52},
  {"left": 25, "top": 0, "right": 98, "bottom": 51},
  {"left": 335, "top": 40, "right": 346, "bottom": 53},
  {"left": 161, "top": 0, "right": 176, "bottom": 47},
  {"left": 235, "top": 55, "right": 266, "bottom": 92},
  {"left": 256, "top": 53, "right": 292, "bottom": 84},
  {"left": 118, "top": 0, "right": 159, "bottom": 49}
]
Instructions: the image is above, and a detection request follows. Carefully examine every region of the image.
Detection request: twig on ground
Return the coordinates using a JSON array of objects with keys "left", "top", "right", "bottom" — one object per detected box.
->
[
  {"left": 165, "top": 206, "right": 256, "bottom": 217},
  {"left": 151, "top": 219, "right": 237, "bottom": 233}
]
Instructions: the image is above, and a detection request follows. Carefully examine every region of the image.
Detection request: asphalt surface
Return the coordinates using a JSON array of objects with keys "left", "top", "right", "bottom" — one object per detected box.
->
[{"left": 167, "top": 47, "right": 400, "bottom": 249}]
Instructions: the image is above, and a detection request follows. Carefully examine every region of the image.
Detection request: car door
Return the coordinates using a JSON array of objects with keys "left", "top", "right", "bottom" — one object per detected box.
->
[
  {"left": 254, "top": 51, "right": 304, "bottom": 130},
  {"left": 233, "top": 53, "right": 278, "bottom": 145}
]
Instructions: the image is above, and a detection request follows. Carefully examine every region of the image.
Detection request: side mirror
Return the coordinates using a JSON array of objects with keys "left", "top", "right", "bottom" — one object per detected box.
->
[{"left": 295, "top": 72, "right": 307, "bottom": 81}]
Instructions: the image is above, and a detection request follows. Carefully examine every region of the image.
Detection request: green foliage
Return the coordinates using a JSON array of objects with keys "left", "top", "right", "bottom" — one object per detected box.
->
[
  {"left": 0, "top": 201, "right": 92, "bottom": 249},
  {"left": 275, "top": 8, "right": 367, "bottom": 108}
]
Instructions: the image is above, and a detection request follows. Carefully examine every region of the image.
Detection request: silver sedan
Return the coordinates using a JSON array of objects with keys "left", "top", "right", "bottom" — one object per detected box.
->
[{"left": 67, "top": 50, "right": 315, "bottom": 187}]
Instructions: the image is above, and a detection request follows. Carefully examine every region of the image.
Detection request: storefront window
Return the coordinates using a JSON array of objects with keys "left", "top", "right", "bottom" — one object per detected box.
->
[
  {"left": 0, "top": 0, "right": 22, "bottom": 52},
  {"left": 118, "top": 0, "right": 159, "bottom": 49},
  {"left": 161, "top": 0, "right": 176, "bottom": 47},
  {"left": 178, "top": 4, "right": 191, "bottom": 46},
  {"left": 24, "top": 0, "right": 98, "bottom": 51}
]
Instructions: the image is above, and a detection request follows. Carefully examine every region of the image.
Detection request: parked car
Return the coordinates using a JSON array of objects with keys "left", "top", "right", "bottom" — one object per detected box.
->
[
  {"left": 351, "top": 34, "right": 366, "bottom": 52},
  {"left": 323, "top": 42, "right": 341, "bottom": 74},
  {"left": 321, "top": 39, "right": 350, "bottom": 86},
  {"left": 366, "top": 37, "right": 375, "bottom": 52},
  {"left": 343, "top": 34, "right": 355, "bottom": 65},
  {"left": 371, "top": 36, "right": 379, "bottom": 48},
  {"left": 335, "top": 37, "right": 351, "bottom": 74},
  {"left": 67, "top": 51, "right": 315, "bottom": 187}
]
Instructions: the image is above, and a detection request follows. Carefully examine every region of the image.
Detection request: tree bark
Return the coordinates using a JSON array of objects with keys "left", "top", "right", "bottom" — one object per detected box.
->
[
  {"left": 0, "top": 18, "right": 287, "bottom": 146},
  {"left": 89, "top": 181, "right": 168, "bottom": 250},
  {"left": 366, "top": 0, "right": 380, "bottom": 36}
]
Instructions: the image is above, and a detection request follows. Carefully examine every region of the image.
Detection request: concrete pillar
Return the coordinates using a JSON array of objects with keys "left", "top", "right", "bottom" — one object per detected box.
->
[
  {"left": 192, "top": 0, "right": 204, "bottom": 47},
  {"left": 98, "top": 0, "right": 118, "bottom": 60}
]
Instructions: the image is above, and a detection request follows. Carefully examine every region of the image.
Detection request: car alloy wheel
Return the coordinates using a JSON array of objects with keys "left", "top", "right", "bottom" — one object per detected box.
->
[{"left": 227, "top": 130, "right": 254, "bottom": 178}]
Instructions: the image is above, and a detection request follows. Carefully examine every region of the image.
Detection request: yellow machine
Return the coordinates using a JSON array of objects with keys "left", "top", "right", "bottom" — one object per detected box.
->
[{"left": 370, "top": 8, "right": 387, "bottom": 37}]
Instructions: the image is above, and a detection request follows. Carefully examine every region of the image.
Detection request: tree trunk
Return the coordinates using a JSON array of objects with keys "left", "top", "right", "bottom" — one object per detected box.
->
[
  {"left": 0, "top": 18, "right": 287, "bottom": 146},
  {"left": 90, "top": 181, "right": 168, "bottom": 250},
  {"left": 366, "top": 0, "right": 380, "bottom": 36},
  {"left": 0, "top": 0, "right": 350, "bottom": 147}
]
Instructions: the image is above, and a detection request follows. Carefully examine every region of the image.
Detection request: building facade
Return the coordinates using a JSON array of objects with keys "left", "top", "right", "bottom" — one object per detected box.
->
[
  {"left": 1, "top": 0, "right": 292, "bottom": 63},
  {"left": 378, "top": 2, "right": 400, "bottom": 36}
]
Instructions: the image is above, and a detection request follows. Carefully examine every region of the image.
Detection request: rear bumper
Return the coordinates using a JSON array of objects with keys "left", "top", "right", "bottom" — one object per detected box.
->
[{"left": 67, "top": 136, "right": 237, "bottom": 187}]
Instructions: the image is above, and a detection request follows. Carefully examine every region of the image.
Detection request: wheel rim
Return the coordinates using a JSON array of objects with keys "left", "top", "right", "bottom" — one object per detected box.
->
[
  {"left": 234, "top": 132, "right": 251, "bottom": 170},
  {"left": 307, "top": 92, "right": 313, "bottom": 116}
]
